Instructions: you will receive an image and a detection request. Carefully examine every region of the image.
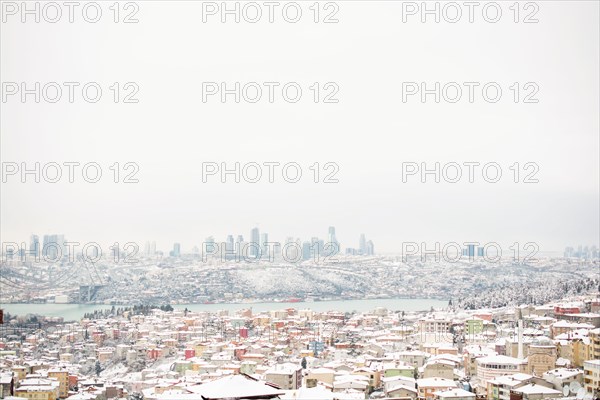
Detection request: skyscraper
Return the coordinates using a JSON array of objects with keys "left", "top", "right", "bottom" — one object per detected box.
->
[
  {"left": 250, "top": 227, "right": 260, "bottom": 258},
  {"left": 171, "top": 243, "right": 181, "bottom": 257},
  {"left": 30, "top": 234, "right": 40, "bottom": 257},
  {"left": 359, "top": 234, "right": 367, "bottom": 255},
  {"left": 310, "top": 237, "right": 321, "bottom": 258},
  {"left": 42, "top": 234, "right": 65, "bottom": 260},
  {"left": 327, "top": 226, "right": 339, "bottom": 255},
  {"left": 226, "top": 235, "right": 235, "bottom": 252},
  {"left": 302, "top": 241, "right": 312, "bottom": 260},
  {"left": 465, "top": 244, "right": 475, "bottom": 257},
  {"left": 260, "top": 233, "right": 269, "bottom": 258},
  {"left": 204, "top": 236, "right": 216, "bottom": 257},
  {"left": 366, "top": 240, "right": 375, "bottom": 256}
]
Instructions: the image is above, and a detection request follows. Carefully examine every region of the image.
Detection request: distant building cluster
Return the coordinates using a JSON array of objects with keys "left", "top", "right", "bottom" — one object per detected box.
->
[
  {"left": 199, "top": 227, "right": 373, "bottom": 261},
  {"left": 564, "top": 246, "right": 599, "bottom": 260},
  {"left": 345, "top": 233, "right": 375, "bottom": 256},
  {"left": 4, "top": 235, "right": 69, "bottom": 260},
  {"left": 4, "top": 227, "right": 375, "bottom": 263},
  {"left": 0, "top": 296, "right": 599, "bottom": 400}
]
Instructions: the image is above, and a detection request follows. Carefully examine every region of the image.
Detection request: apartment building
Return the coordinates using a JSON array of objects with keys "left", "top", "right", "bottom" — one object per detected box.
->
[
  {"left": 264, "top": 363, "right": 302, "bottom": 390},
  {"left": 541, "top": 368, "right": 583, "bottom": 391},
  {"left": 583, "top": 360, "right": 600, "bottom": 397},
  {"left": 486, "top": 373, "right": 553, "bottom": 400},
  {"left": 13, "top": 378, "right": 59, "bottom": 400},
  {"left": 434, "top": 388, "right": 475, "bottom": 400},
  {"left": 47, "top": 369, "right": 68, "bottom": 399},
  {"left": 416, "top": 378, "right": 457, "bottom": 400},
  {"left": 589, "top": 328, "right": 600, "bottom": 360},
  {"left": 509, "top": 383, "right": 562, "bottom": 400}
]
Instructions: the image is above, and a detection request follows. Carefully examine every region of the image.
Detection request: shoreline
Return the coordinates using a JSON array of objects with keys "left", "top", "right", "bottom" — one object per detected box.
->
[
  {"left": 0, "top": 294, "right": 449, "bottom": 306},
  {"left": 0, "top": 297, "right": 450, "bottom": 321}
]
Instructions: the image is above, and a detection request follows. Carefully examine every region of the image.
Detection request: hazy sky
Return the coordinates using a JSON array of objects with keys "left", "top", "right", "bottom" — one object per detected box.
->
[{"left": 1, "top": 1, "right": 598, "bottom": 253}]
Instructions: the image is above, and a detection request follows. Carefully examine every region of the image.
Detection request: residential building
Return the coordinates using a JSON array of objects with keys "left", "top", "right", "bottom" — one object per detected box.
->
[
  {"left": 509, "top": 383, "right": 562, "bottom": 400},
  {"left": 47, "top": 369, "right": 68, "bottom": 399},
  {"left": 583, "top": 360, "right": 600, "bottom": 397},
  {"left": 265, "top": 363, "right": 302, "bottom": 390},
  {"left": 433, "top": 388, "right": 475, "bottom": 400},
  {"left": 416, "top": 378, "right": 457, "bottom": 399}
]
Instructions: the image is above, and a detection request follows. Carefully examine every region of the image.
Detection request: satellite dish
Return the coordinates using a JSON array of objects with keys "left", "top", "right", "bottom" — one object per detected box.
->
[
  {"left": 576, "top": 387, "right": 586, "bottom": 399},
  {"left": 563, "top": 386, "right": 570, "bottom": 396},
  {"left": 570, "top": 381, "right": 582, "bottom": 394}
]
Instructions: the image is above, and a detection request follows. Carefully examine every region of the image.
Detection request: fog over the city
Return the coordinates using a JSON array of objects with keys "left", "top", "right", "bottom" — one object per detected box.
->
[{"left": 1, "top": 1, "right": 598, "bottom": 252}]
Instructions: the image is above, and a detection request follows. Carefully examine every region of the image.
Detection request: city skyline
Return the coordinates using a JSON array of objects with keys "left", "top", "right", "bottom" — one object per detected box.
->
[
  {"left": 3, "top": 230, "right": 599, "bottom": 259},
  {"left": 3, "top": 227, "right": 379, "bottom": 258}
]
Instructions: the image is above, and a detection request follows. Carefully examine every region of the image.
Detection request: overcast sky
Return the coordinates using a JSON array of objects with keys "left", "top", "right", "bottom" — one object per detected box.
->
[{"left": 1, "top": 1, "right": 598, "bottom": 253}]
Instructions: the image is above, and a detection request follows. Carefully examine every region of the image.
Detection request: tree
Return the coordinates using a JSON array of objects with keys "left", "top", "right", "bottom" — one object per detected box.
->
[
  {"left": 301, "top": 357, "right": 307, "bottom": 369},
  {"left": 413, "top": 366, "right": 419, "bottom": 379},
  {"left": 95, "top": 360, "right": 102, "bottom": 377}
]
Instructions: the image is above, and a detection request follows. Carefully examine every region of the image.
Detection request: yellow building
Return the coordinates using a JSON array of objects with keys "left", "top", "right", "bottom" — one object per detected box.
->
[
  {"left": 11, "top": 366, "right": 27, "bottom": 383},
  {"left": 14, "top": 378, "right": 59, "bottom": 400},
  {"left": 47, "top": 369, "right": 69, "bottom": 398},
  {"left": 305, "top": 367, "right": 336, "bottom": 385},
  {"left": 194, "top": 342, "right": 208, "bottom": 357},
  {"left": 583, "top": 360, "right": 600, "bottom": 397},
  {"left": 589, "top": 328, "right": 600, "bottom": 360},
  {"left": 577, "top": 339, "right": 592, "bottom": 367}
]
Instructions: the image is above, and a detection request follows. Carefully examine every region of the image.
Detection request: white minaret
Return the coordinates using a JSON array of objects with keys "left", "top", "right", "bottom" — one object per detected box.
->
[{"left": 517, "top": 319, "right": 524, "bottom": 359}]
